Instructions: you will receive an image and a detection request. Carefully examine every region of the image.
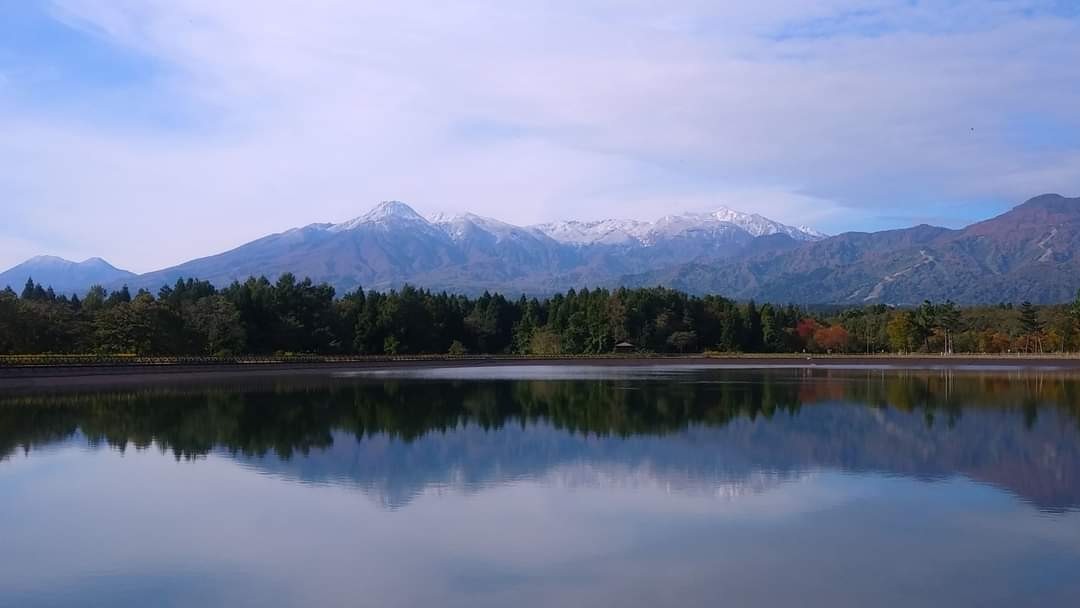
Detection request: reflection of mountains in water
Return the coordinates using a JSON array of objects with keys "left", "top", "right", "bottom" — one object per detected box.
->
[
  {"left": 229, "top": 403, "right": 1080, "bottom": 512},
  {"left": 229, "top": 425, "right": 815, "bottom": 509},
  {"left": 2, "top": 369, "right": 1080, "bottom": 511}
]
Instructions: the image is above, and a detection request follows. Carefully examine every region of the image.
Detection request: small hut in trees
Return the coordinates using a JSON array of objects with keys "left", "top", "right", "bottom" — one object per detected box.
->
[{"left": 614, "top": 341, "right": 636, "bottom": 354}]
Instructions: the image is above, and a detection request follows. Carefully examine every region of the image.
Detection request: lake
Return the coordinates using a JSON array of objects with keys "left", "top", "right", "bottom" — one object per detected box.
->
[{"left": 2, "top": 364, "right": 1080, "bottom": 607}]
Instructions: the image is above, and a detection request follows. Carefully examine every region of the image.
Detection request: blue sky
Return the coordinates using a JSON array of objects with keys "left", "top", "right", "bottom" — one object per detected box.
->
[{"left": 1, "top": 0, "right": 1079, "bottom": 272}]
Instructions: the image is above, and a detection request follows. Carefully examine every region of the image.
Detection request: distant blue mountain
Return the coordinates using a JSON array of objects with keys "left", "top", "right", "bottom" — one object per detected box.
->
[{"left": 0, "top": 255, "right": 135, "bottom": 297}]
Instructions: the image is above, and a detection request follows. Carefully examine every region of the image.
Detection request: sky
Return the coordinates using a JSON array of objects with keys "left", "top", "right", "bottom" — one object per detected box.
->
[{"left": 1, "top": 1, "right": 1079, "bottom": 273}]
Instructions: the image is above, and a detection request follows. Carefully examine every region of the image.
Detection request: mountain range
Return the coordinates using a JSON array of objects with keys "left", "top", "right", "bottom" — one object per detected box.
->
[
  {"left": 627, "top": 193, "right": 1080, "bottom": 304},
  {"left": 3, "top": 193, "right": 1078, "bottom": 304}
]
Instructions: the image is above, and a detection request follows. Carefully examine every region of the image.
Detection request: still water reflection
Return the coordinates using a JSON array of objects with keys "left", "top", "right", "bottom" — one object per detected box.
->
[{"left": 2, "top": 366, "right": 1080, "bottom": 607}]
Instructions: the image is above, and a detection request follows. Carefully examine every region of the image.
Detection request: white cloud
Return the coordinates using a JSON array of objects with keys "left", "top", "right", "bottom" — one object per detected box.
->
[{"left": 0, "top": 0, "right": 1078, "bottom": 270}]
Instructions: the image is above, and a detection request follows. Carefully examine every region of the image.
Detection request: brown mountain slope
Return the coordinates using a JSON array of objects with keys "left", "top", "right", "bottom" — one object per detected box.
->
[{"left": 625, "top": 194, "right": 1080, "bottom": 304}]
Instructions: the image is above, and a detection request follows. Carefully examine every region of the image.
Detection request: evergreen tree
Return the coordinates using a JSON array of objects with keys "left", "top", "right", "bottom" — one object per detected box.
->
[
  {"left": 1070, "top": 289, "right": 1080, "bottom": 351},
  {"left": 744, "top": 300, "right": 762, "bottom": 351},
  {"left": 912, "top": 300, "right": 937, "bottom": 351},
  {"left": 106, "top": 285, "right": 132, "bottom": 307},
  {"left": 760, "top": 303, "right": 784, "bottom": 352},
  {"left": 512, "top": 296, "right": 538, "bottom": 354},
  {"left": 82, "top": 285, "right": 107, "bottom": 312},
  {"left": 937, "top": 300, "right": 961, "bottom": 354},
  {"left": 886, "top": 311, "right": 915, "bottom": 353},
  {"left": 1018, "top": 301, "right": 1043, "bottom": 353}
]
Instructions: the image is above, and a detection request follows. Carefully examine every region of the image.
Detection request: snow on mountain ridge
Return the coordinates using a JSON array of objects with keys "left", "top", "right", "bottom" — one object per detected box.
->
[
  {"left": 707, "top": 206, "right": 825, "bottom": 240},
  {"left": 428, "top": 212, "right": 530, "bottom": 243},
  {"left": 322, "top": 200, "right": 825, "bottom": 245},
  {"left": 530, "top": 219, "right": 651, "bottom": 246},
  {"left": 532, "top": 207, "right": 825, "bottom": 245}
]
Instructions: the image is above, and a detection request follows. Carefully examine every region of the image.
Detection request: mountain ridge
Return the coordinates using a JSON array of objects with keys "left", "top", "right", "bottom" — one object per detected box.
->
[
  {"left": 100, "top": 201, "right": 825, "bottom": 296},
  {"left": 0, "top": 256, "right": 135, "bottom": 296},
  {"left": 624, "top": 193, "right": 1080, "bottom": 304},
  {"left": 3, "top": 194, "right": 1078, "bottom": 304}
]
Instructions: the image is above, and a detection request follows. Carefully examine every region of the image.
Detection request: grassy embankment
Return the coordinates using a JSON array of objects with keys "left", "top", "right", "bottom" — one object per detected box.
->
[{"left": 4, "top": 351, "right": 1080, "bottom": 368}]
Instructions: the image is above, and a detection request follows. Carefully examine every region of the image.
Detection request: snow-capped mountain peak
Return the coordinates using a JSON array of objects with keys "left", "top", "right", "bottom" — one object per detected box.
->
[
  {"left": 330, "top": 201, "right": 429, "bottom": 232},
  {"left": 711, "top": 206, "right": 765, "bottom": 225},
  {"left": 529, "top": 219, "right": 651, "bottom": 246},
  {"left": 705, "top": 206, "right": 825, "bottom": 240},
  {"left": 798, "top": 225, "right": 828, "bottom": 239},
  {"left": 429, "top": 211, "right": 528, "bottom": 243},
  {"left": 426, "top": 211, "right": 459, "bottom": 224},
  {"left": 364, "top": 200, "right": 425, "bottom": 222},
  {"left": 428, "top": 211, "right": 502, "bottom": 227}
]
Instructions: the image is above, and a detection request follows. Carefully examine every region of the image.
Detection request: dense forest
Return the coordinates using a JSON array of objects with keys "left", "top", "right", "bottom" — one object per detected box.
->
[{"left": 3, "top": 274, "right": 1080, "bottom": 356}]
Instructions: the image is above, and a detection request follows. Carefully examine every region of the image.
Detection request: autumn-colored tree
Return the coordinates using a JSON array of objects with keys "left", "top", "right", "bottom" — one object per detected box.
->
[
  {"left": 813, "top": 325, "right": 850, "bottom": 353},
  {"left": 795, "top": 318, "right": 820, "bottom": 350}
]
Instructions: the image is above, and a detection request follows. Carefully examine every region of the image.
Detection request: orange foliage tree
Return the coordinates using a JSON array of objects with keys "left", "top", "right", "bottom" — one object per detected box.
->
[{"left": 813, "top": 325, "right": 850, "bottom": 353}]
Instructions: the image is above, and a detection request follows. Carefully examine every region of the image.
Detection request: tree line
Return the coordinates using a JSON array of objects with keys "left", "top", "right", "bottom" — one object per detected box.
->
[{"left": 3, "top": 274, "right": 1080, "bottom": 356}]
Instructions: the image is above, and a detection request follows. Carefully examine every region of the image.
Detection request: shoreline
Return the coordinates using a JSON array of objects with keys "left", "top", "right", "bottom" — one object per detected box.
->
[{"left": 3, "top": 354, "right": 1080, "bottom": 391}]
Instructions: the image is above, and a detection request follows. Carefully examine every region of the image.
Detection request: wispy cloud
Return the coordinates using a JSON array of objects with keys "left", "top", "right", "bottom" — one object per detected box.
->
[{"left": 1, "top": 1, "right": 1078, "bottom": 270}]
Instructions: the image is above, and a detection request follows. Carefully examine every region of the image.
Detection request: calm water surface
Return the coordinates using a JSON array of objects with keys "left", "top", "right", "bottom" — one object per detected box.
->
[{"left": 2, "top": 365, "right": 1080, "bottom": 607}]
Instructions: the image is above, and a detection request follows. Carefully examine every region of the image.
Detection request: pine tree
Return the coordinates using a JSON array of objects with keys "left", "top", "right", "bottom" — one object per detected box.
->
[
  {"left": 744, "top": 300, "right": 762, "bottom": 351},
  {"left": 912, "top": 300, "right": 937, "bottom": 352},
  {"left": 1018, "top": 301, "right": 1043, "bottom": 353},
  {"left": 512, "top": 296, "right": 538, "bottom": 354},
  {"left": 21, "top": 278, "right": 36, "bottom": 300},
  {"left": 937, "top": 300, "right": 961, "bottom": 354},
  {"left": 760, "top": 303, "right": 783, "bottom": 352},
  {"left": 106, "top": 285, "right": 132, "bottom": 307}
]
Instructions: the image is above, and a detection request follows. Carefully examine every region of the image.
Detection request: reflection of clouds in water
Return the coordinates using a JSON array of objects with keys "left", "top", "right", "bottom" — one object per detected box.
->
[
  {"left": 538, "top": 462, "right": 812, "bottom": 502},
  {"left": 3, "top": 567, "right": 286, "bottom": 608},
  {"left": 8, "top": 441, "right": 1080, "bottom": 608}
]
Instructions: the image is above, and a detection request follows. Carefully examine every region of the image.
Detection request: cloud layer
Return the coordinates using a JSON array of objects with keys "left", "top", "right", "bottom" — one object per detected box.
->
[{"left": 1, "top": 1, "right": 1079, "bottom": 271}]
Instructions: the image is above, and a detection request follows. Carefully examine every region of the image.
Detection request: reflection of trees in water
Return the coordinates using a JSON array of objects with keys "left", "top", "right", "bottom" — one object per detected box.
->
[
  {"left": 3, "top": 369, "right": 1080, "bottom": 510},
  {"left": 0, "top": 379, "right": 791, "bottom": 460},
  {"left": 2, "top": 369, "right": 1080, "bottom": 461}
]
